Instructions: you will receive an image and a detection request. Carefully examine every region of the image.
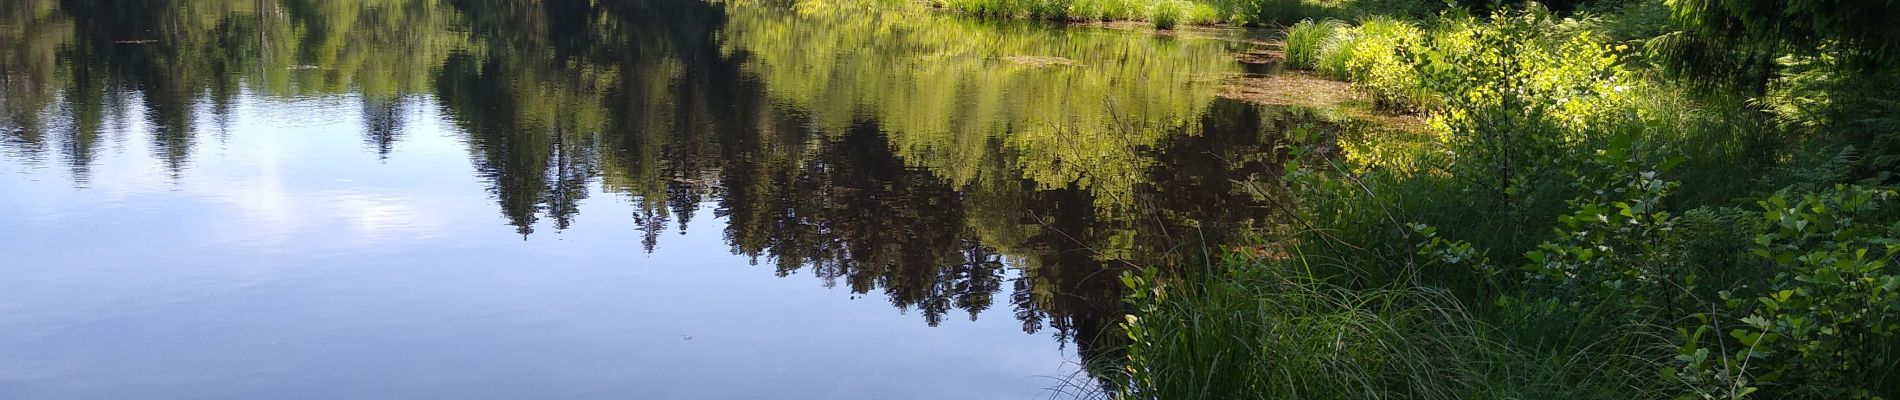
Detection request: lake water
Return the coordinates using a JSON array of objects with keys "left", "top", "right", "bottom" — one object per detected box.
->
[{"left": 0, "top": 0, "right": 1334, "bottom": 398}]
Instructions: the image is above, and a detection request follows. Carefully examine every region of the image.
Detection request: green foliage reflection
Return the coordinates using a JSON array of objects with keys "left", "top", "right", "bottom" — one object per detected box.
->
[{"left": 718, "top": 0, "right": 1239, "bottom": 216}]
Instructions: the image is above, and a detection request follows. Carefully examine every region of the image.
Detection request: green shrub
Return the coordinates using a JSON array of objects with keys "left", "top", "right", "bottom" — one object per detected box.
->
[
  {"left": 1306, "top": 16, "right": 1425, "bottom": 109},
  {"left": 1341, "top": 17, "right": 1424, "bottom": 108},
  {"left": 1723, "top": 186, "right": 1900, "bottom": 398},
  {"left": 1514, "top": 166, "right": 1689, "bottom": 330},
  {"left": 1412, "top": 7, "right": 1628, "bottom": 199}
]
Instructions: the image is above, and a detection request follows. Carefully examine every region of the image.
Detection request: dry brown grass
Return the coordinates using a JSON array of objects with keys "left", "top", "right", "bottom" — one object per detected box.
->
[
  {"left": 1218, "top": 71, "right": 1357, "bottom": 107},
  {"left": 1000, "top": 55, "right": 1079, "bottom": 67},
  {"left": 1218, "top": 70, "right": 1429, "bottom": 133}
]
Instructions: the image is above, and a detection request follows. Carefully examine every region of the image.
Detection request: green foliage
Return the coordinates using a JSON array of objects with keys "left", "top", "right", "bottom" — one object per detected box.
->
[
  {"left": 1338, "top": 17, "right": 1425, "bottom": 108},
  {"left": 1119, "top": 254, "right": 1658, "bottom": 400},
  {"left": 1283, "top": 19, "right": 1345, "bottom": 70},
  {"left": 1727, "top": 186, "right": 1900, "bottom": 398},
  {"left": 1096, "top": 0, "right": 1146, "bottom": 20},
  {"left": 1525, "top": 169, "right": 1683, "bottom": 318},
  {"left": 937, "top": 0, "right": 1232, "bottom": 24},
  {"left": 1287, "top": 10, "right": 1628, "bottom": 113},
  {"left": 1758, "top": 55, "right": 1900, "bottom": 183},
  {"left": 1312, "top": 30, "right": 1354, "bottom": 78},
  {"left": 1413, "top": 7, "right": 1628, "bottom": 200},
  {"left": 1661, "top": 186, "right": 1900, "bottom": 400},
  {"left": 936, "top": 0, "right": 1082, "bottom": 18},
  {"left": 1126, "top": 3, "right": 1900, "bottom": 399},
  {"left": 1149, "top": 0, "right": 1183, "bottom": 29},
  {"left": 935, "top": 0, "right": 1446, "bottom": 26},
  {"left": 1034, "top": 0, "right": 1076, "bottom": 18},
  {"left": 1666, "top": 317, "right": 1760, "bottom": 400},
  {"left": 1413, "top": 141, "right": 1695, "bottom": 356},
  {"left": 720, "top": 0, "right": 1237, "bottom": 214},
  {"left": 1580, "top": 0, "right": 1674, "bottom": 43},
  {"left": 1182, "top": 2, "right": 1221, "bottom": 25},
  {"left": 1667, "top": 0, "right": 1900, "bottom": 74},
  {"left": 1065, "top": 0, "right": 1144, "bottom": 20},
  {"left": 1302, "top": 17, "right": 1420, "bottom": 81}
]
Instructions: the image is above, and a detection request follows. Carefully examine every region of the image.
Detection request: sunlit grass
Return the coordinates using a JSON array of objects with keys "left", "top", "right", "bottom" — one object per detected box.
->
[
  {"left": 1284, "top": 19, "right": 1345, "bottom": 69},
  {"left": 930, "top": 0, "right": 1436, "bottom": 26},
  {"left": 1117, "top": 248, "right": 1667, "bottom": 400}
]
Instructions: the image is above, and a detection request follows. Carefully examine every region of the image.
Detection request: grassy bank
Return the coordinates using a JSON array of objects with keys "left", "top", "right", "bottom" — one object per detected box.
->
[
  {"left": 927, "top": 0, "right": 1443, "bottom": 29},
  {"left": 1114, "top": 0, "right": 1900, "bottom": 398}
]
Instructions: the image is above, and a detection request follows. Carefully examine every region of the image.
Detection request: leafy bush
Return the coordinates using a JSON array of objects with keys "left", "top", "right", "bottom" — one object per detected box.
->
[
  {"left": 1724, "top": 186, "right": 1900, "bottom": 398},
  {"left": 1285, "top": 17, "right": 1428, "bottom": 108},
  {"left": 1341, "top": 17, "right": 1424, "bottom": 108},
  {"left": 1524, "top": 170, "right": 1684, "bottom": 317},
  {"left": 1412, "top": 7, "right": 1627, "bottom": 199}
]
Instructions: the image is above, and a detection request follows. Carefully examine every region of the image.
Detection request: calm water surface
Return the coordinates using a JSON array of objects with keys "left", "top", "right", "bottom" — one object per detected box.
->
[{"left": 0, "top": 0, "right": 1329, "bottom": 398}]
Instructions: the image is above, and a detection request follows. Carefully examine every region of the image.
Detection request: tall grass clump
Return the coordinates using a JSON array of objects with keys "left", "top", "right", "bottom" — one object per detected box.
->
[
  {"left": 1032, "top": 0, "right": 1074, "bottom": 18},
  {"left": 1313, "top": 35, "right": 1354, "bottom": 78},
  {"left": 1283, "top": 19, "right": 1346, "bottom": 69},
  {"left": 1150, "top": 0, "right": 1185, "bottom": 29},
  {"left": 1067, "top": 0, "right": 1144, "bottom": 20},
  {"left": 1067, "top": 0, "right": 1108, "bottom": 20},
  {"left": 1183, "top": 2, "right": 1222, "bottom": 25},
  {"left": 1118, "top": 251, "right": 1664, "bottom": 399},
  {"left": 935, "top": 0, "right": 1021, "bottom": 17},
  {"left": 934, "top": 0, "right": 1074, "bottom": 19}
]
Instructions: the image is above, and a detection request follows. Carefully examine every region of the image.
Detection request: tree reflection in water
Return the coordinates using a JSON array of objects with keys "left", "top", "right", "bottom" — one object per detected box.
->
[{"left": 0, "top": 0, "right": 1354, "bottom": 384}]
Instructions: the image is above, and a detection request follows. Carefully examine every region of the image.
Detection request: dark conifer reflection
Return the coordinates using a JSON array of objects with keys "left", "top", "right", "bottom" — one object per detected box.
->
[
  {"left": 1, "top": 0, "right": 1348, "bottom": 385},
  {"left": 361, "top": 95, "right": 407, "bottom": 159}
]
